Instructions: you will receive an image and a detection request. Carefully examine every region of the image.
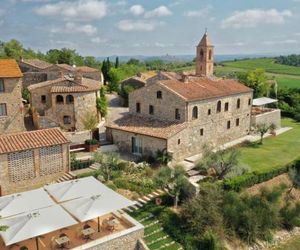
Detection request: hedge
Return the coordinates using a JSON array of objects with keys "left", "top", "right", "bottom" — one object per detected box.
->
[{"left": 223, "top": 158, "right": 300, "bottom": 191}]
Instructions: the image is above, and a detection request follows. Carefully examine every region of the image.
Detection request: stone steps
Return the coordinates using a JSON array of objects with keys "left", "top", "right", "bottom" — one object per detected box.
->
[{"left": 56, "top": 172, "right": 76, "bottom": 183}]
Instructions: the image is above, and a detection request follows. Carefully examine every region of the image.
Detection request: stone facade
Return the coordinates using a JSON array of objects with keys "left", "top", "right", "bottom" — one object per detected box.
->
[
  {"left": 0, "top": 77, "right": 25, "bottom": 133},
  {"left": 251, "top": 109, "right": 281, "bottom": 128},
  {"left": 0, "top": 143, "right": 69, "bottom": 195},
  {"left": 196, "top": 32, "right": 214, "bottom": 77},
  {"left": 29, "top": 77, "right": 101, "bottom": 132}
]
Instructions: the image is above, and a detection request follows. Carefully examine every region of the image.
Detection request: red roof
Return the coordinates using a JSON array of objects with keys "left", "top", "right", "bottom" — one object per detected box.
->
[
  {"left": 159, "top": 77, "right": 252, "bottom": 101},
  {"left": 106, "top": 115, "right": 187, "bottom": 139},
  {"left": 0, "top": 128, "right": 69, "bottom": 154},
  {"left": 0, "top": 59, "right": 23, "bottom": 78}
]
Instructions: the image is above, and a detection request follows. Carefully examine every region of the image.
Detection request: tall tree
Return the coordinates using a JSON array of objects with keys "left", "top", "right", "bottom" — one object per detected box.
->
[
  {"left": 154, "top": 165, "right": 188, "bottom": 208},
  {"left": 115, "top": 56, "right": 119, "bottom": 68},
  {"left": 96, "top": 87, "right": 108, "bottom": 118},
  {"left": 3, "top": 39, "right": 23, "bottom": 59}
]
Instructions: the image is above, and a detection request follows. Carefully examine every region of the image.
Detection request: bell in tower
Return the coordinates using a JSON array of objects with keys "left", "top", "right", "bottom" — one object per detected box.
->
[{"left": 196, "top": 30, "right": 214, "bottom": 77}]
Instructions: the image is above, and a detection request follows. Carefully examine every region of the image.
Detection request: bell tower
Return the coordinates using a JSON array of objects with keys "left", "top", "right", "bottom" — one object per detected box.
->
[{"left": 196, "top": 30, "right": 214, "bottom": 77}]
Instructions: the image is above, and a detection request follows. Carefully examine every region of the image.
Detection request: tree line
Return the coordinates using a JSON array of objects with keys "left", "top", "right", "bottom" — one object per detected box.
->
[{"left": 275, "top": 54, "right": 300, "bottom": 67}]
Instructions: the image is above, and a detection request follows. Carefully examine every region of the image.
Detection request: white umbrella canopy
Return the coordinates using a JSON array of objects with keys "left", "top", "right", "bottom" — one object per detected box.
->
[
  {"left": 45, "top": 176, "right": 113, "bottom": 202},
  {"left": 0, "top": 205, "right": 78, "bottom": 246},
  {"left": 0, "top": 188, "right": 55, "bottom": 218},
  {"left": 61, "top": 192, "right": 135, "bottom": 222}
]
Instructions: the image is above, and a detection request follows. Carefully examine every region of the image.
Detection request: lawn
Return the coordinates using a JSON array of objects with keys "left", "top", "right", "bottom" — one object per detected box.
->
[
  {"left": 221, "top": 58, "right": 300, "bottom": 76},
  {"left": 129, "top": 202, "right": 183, "bottom": 250},
  {"left": 273, "top": 236, "right": 300, "bottom": 250},
  {"left": 238, "top": 119, "right": 300, "bottom": 173}
]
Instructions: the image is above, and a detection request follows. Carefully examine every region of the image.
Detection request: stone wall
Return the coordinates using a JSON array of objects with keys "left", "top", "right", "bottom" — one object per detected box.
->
[
  {"left": 22, "top": 72, "right": 48, "bottom": 87},
  {"left": 107, "top": 128, "right": 167, "bottom": 157},
  {"left": 64, "top": 130, "right": 91, "bottom": 144},
  {"left": 0, "top": 77, "right": 25, "bottom": 134},
  {"left": 72, "top": 214, "right": 144, "bottom": 250},
  {"left": 0, "top": 144, "right": 70, "bottom": 195},
  {"left": 129, "top": 83, "right": 187, "bottom": 123},
  {"left": 251, "top": 109, "right": 281, "bottom": 129}
]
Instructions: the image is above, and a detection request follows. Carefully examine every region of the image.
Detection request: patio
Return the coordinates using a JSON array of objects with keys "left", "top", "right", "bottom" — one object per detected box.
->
[{"left": 0, "top": 213, "right": 134, "bottom": 250}]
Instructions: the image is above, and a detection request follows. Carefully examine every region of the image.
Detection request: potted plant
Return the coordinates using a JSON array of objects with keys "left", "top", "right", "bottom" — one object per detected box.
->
[{"left": 85, "top": 139, "right": 99, "bottom": 152}]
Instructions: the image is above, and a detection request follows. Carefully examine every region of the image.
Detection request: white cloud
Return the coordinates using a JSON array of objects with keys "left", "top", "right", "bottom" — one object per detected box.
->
[
  {"left": 221, "top": 9, "right": 292, "bottom": 29},
  {"left": 154, "top": 42, "right": 174, "bottom": 48},
  {"left": 144, "top": 6, "right": 172, "bottom": 18},
  {"left": 91, "top": 37, "right": 108, "bottom": 44},
  {"left": 117, "top": 19, "right": 162, "bottom": 32},
  {"left": 51, "top": 22, "right": 97, "bottom": 36},
  {"left": 262, "top": 39, "right": 298, "bottom": 45},
  {"left": 184, "top": 6, "right": 212, "bottom": 18},
  {"left": 35, "top": 0, "right": 107, "bottom": 21},
  {"left": 130, "top": 5, "right": 144, "bottom": 16}
]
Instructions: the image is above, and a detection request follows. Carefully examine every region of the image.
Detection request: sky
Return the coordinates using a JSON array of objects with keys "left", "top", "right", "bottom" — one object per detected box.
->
[{"left": 0, "top": 0, "right": 300, "bottom": 57}]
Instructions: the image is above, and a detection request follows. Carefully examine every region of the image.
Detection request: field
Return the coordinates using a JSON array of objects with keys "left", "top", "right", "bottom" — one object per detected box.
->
[
  {"left": 216, "top": 58, "right": 300, "bottom": 89},
  {"left": 273, "top": 236, "right": 300, "bottom": 250},
  {"left": 238, "top": 119, "right": 300, "bottom": 173}
]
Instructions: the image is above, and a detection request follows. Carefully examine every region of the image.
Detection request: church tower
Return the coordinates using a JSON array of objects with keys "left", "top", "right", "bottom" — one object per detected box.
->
[{"left": 196, "top": 31, "right": 214, "bottom": 77}]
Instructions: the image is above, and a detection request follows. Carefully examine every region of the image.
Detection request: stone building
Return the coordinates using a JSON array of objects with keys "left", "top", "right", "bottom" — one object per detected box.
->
[
  {"left": 19, "top": 59, "right": 103, "bottom": 87},
  {"left": 106, "top": 32, "right": 254, "bottom": 162},
  {"left": 0, "top": 128, "right": 70, "bottom": 195},
  {"left": 28, "top": 74, "right": 101, "bottom": 132},
  {"left": 0, "top": 59, "right": 25, "bottom": 134}
]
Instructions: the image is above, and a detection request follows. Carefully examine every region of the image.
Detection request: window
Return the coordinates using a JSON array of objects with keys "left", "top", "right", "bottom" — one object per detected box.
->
[
  {"left": 227, "top": 121, "right": 231, "bottom": 129},
  {"left": 216, "top": 101, "right": 221, "bottom": 113},
  {"left": 175, "top": 109, "right": 180, "bottom": 120},
  {"left": 200, "top": 49, "right": 204, "bottom": 60},
  {"left": 209, "top": 50, "right": 212, "bottom": 60},
  {"left": 208, "top": 109, "right": 211, "bottom": 115},
  {"left": 0, "top": 103, "right": 7, "bottom": 116},
  {"left": 178, "top": 139, "right": 181, "bottom": 145},
  {"left": 63, "top": 116, "right": 71, "bottom": 124},
  {"left": 149, "top": 105, "right": 154, "bottom": 115},
  {"left": 224, "top": 102, "right": 229, "bottom": 112},
  {"left": 192, "top": 106, "right": 198, "bottom": 119},
  {"left": 132, "top": 137, "right": 142, "bottom": 155},
  {"left": 237, "top": 98, "right": 241, "bottom": 109},
  {"left": 41, "top": 95, "right": 46, "bottom": 103},
  {"left": 156, "top": 91, "right": 162, "bottom": 99},
  {"left": 0, "top": 79, "right": 4, "bottom": 93},
  {"left": 248, "top": 98, "right": 252, "bottom": 106},
  {"left": 200, "top": 128, "right": 204, "bottom": 136},
  {"left": 236, "top": 118, "right": 240, "bottom": 127},
  {"left": 66, "top": 95, "right": 74, "bottom": 104},
  {"left": 136, "top": 103, "right": 141, "bottom": 113},
  {"left": 56, "top": 95, "right": 64, "bottom": 104}
]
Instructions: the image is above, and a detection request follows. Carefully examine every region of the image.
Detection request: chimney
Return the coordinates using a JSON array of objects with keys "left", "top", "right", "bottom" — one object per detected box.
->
[
  {"left": 182, "top": 74, "right": 189, "bottom": 83},
  {"left": 74, "top": 73, "right": 82, "bottom": 84}
]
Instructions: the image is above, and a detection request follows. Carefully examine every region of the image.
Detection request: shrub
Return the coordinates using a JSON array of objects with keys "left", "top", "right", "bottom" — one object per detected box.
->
[
  {"left": 85, "top": 139, "right": 98, "bottom": 145},
  {"left": 280, "top": 202, "right": 300, "bottom": 230},
  {"left": 198, "top": 230, "right": 223, "bottom": 250}
]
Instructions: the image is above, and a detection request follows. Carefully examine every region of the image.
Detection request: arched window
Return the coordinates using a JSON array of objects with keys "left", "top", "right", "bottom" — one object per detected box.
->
[
  {"left": 56, "top": 95, "right": 64, "bottom": 104},
  {"left": 200, "top": 49, "right": 204, "bottom": 61},
  {"left": 216, "top": 101, "right": 221, "bottom": 113},
  {"left": 209, "top": 50, "right": 212, "bottom": 60},
  {"left": 66, "top": 95, "right": 74, "bottom": 104},
  {"left": 192, "top": 106, "right": 198, "bottom": 119},
  {"left": 237, "top": 98, "right": 241, "bottom": 109}
]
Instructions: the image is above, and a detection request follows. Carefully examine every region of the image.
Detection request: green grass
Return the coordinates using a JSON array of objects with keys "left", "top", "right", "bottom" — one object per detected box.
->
[
  {"left": 273, "top": 236, "right": 300, "bottom": 250},
  {"left": 238, "top": 119, "right": 300, "bottom": 173},
  {"left": 129, "top": 202, "right": 183, "bottom": 250},
  {"left": 222, "top": 58, "right": 300, "bottom": 76}
]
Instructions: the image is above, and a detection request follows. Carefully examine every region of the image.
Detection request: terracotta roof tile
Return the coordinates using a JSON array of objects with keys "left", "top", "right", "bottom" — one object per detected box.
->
[
  {"left": 57, "top": 64, "right": 76, "bottom": 71},
  {"left": 21, "top": 59, "right": 52, "bottom": 69},
  {"left": 0, "top": 59, "right": 23, "bottom": 78},
  {"left": 77, "top": 66, "right": 99, "bottom": 73},
  {"left": 106, "top": 115, "right": 187, "bottom": 139},
  {"left": 159, "top": 77, "right": 252, "bottom": 101},
  {"left": 0, "top": 128, "right": 69, "bottom": 154}
]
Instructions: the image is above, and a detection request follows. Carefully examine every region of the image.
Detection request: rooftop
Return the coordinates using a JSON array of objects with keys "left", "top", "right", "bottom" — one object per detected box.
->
[
  {"left": 0, "top": 128, "right": 69, "bottom": 154},
  {"left": 28, "top": 76, "right": 101, "bottom": 93},
  {"left": 21, "top": 59, "right": 53, "bottom": 69},
  {"left": 106, "top": 114, "right": 187, "bottom": 139},
  {"left": 0, "top": 59, "right": 23, "bottom": 78},
  {"left": 159, "top": 77, "right": 252, "bottom": 102},
  {"left": 198, "top": 31, "right": 213, "bottom": 47},
  {"left": 77, "top": 66, "right": 100, "bottom": 73}
]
